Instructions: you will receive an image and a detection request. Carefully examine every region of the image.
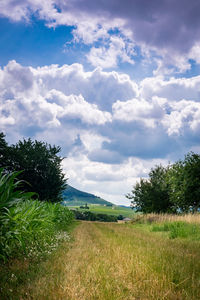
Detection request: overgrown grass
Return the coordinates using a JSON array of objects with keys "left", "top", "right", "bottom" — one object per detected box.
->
[
  {"left": 5, "top": 222, "right": 199, "bottom": 299},
  {"left": 0, "top": 168, "right": 75, "bottom": 298},
  {"left": 152, "top": 221, "right": 200, "bottom": 239},
  {"left": 131, "top": 212, "right": 200, "bottom": 224},
  {"left": 0, "top": 221, "right": 77, "bottom": 300}
]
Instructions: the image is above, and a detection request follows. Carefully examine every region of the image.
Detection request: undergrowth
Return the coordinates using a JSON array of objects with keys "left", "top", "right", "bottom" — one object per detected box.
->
[
  {"left": 0, "top": 168, "right": 74, "bottom": 262},
  {"left": 152, "top": 221, "right": 200, "bottom": 239}
]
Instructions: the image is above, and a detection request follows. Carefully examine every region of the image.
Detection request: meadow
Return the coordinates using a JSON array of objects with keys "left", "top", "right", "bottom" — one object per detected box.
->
[{"left": 1, "top": 214, "right": 200, "bottom": 300}]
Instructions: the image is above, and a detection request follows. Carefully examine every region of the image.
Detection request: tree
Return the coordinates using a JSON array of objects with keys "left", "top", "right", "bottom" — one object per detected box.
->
[
  {"left": 167, "top": 152, "right": 200, "bottom": 212},
  {"left": 127, "top": 165, "right": 172, "bottom": 213},
  {"left": 0, "top": 132, "right": 8, "bottom": 168},
  {"left": 0, "top": 135, "right": 67, "bottom": 202}
]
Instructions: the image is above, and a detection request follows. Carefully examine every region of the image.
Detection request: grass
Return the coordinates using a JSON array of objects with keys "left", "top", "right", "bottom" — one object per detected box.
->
[
  {"left": 0, "top": 221, "right": 77, "bottom": 300},
  {"left": 152, "top": 221, "right": 200, "bottom": 239},
  {"left": 70, "top": 204, "right": 135, "bottom": 218},
  {"left": 131, "top": 212, "right": 200, "bottom": 224},
  {"left": 2, "top": 220, "right": 200, "bottom": 299}
]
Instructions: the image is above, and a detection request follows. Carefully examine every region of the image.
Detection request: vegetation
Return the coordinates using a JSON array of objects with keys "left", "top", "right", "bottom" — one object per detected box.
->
[
  {"left": 73, "top": 210, "right": 118, "bottom": 222},
  {"left": 127, "top": 152, "right": 200, "bottom": 213},
  {"left": 2, "top": 220, "right": 199, "bottom": 299},
  {"left": 0, "top": 168, "right": 74, "bottom": 262},
  {"left": 70, "top": 204, "right": 135, "bottom": 218},
  {"left": 0, "top": 133, "right": 66, "bottom": 202},
  {"left": 80, "top": 203, "right": 89, "bottom": 209}
]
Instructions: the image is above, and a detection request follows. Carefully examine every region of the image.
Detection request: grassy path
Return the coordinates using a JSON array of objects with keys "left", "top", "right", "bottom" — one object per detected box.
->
[{"left": 9, "top": 222, "right": 200, "bottom": 299}]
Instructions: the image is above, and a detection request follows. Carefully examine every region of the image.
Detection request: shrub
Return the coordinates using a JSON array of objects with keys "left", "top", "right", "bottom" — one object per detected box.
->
[{"left": 0, "top": 169, "right": 74, "bottom": 262}]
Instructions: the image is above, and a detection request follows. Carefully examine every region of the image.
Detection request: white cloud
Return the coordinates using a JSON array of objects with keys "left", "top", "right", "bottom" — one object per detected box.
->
[
  {"left": 2, "top": 0, "right": 200, "bottom": 73},
  {"left": 1, "top": 60, "right": 200, "bottom": 204},
  {"left": 62, "top": 153, "right": 169, "bottom": 205},
  {"left": 113, "top": 97, "right": 164, "bottom": 127},
  {"left": 161, "top": 99, "right": 200, "bottom": 136},
  {"left": 87, "top": 36, "right": 135, "bottom": 68},
  {"left": 46, "top": 89, "right": 112, "bottom": 125},
  {"left": 140, "top": 75, "right": 200, "bottom": 102},
  {"left": 31, "top": 63, "right": 139, "bottom": 110}
]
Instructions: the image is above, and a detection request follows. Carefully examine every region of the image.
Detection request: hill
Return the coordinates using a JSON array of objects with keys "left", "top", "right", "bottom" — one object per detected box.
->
[{"left": 62, "top": 185, "right": 113, "bottom": 206}]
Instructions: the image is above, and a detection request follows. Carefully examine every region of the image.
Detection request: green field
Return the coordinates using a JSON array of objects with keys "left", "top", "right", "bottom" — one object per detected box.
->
[{"left": 69, "top": 204, "right": 135, "bottom": 218}]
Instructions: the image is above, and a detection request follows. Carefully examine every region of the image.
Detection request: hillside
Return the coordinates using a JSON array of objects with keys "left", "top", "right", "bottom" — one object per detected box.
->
[{"left": 62, "top": 185, "right": 113, "bottom": 206}]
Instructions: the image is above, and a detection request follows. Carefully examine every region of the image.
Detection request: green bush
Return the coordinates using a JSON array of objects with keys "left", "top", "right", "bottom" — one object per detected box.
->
[{"left": 0, "top": 169, "right": 74, "bottom": 262}]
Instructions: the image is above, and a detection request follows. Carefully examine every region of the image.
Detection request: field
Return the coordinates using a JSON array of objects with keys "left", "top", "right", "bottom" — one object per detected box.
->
[
  {"left": 69, "top": 204, "right": 135, "bottom": 218},
  {"left": 1, "top": 217, "right": 200, "bottom": 300}
]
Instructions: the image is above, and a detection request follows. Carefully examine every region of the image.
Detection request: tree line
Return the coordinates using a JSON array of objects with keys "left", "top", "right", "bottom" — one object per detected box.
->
[{"left": 127, "top": 152, "right": 200, "bottom": 213}]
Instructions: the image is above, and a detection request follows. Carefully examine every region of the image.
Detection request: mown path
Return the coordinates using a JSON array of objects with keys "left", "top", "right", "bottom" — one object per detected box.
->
[{"left": 19, "top": 222, "right": 200, "bottom": 300}]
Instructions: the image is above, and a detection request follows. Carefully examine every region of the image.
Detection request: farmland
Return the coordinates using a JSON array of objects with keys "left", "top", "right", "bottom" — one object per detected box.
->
[
  {"left": 69, "top": 204, "right": 135, "bottom": 218},
  {"left": 1, "top": 217, "right": 200, "bottom": 300}
]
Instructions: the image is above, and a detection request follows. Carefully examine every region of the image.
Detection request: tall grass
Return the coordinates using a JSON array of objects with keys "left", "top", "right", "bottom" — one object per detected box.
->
[
  {"left": 132, "top": 212, "right": 200, "bottom": 224},
  {"left": 152, "top": 221, "right": 200, "bottom": 239},
  {"left": 132, "top": 212, "right": 200, "bottom": 240},
  {"left": 10, "top": 222, "right": 200, "bottom": 300},
  {"left": 0, "top": 168, "right": 74, "bottom": 262}
]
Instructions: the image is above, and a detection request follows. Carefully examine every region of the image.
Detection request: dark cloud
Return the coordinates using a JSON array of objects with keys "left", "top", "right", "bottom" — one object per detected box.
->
[
  {"left": 59, "top": 0, "right": 200, "bottom": 55},
  {"left": 97, "top": 120, "right": 182, "bottom": 160},
  {"left": 2, "top": 1, "right": 200, "bottom": 59},
  {"left": 88, "top": 148, "right": 124, "bottom": 164}
]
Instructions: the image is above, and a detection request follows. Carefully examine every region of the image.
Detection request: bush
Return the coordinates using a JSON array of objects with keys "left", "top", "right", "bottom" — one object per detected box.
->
[{"left": 0, "top": 169, "right": 74, "bottom": 262}]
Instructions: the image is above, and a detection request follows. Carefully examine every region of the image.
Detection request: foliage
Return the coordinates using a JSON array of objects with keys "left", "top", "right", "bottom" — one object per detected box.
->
[
  {"left": 0, "top": 134, "right": 66, "bottom": 202},
  {"left": 117, "top": 214, "right": 124, "bottom": 220},
  {"left": 0, "top": 168, "right": 36, "bottom": 212},
  {"left": 0, "top": 169, "right": 74, "bottom": 262},
  {"left": 0, "top": 132, "right": 8, "bottom": 168},
  {"left": 127, "top": 152, "right": 200, "bottom": 213},
  {"left": 72, "top": 210, "right": 118, "bottom": 222},
  {"left": 0, "top": 199, "right": 74, "bottom": 262},
  {"left": 167, "top": 153, "right": 200, "bottom": 212},
  {"left": 80, "top": 203, "right": 89, "bottom": 209},
  {"left": 127, "top": 165, "right": 172, "bottom": 213}
]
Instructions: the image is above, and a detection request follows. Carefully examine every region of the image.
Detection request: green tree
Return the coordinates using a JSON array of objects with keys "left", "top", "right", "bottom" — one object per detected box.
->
[
  {"left": 1, "top": 135, "right": 67, "bottom": 202},
  {"left": 0, "top": 132, "right": 8, "bottom": 168},
  {"left": 167, "top": 152, "right": 200, "bottom": 212},
  {"left": 127, "top": 165, "right": 172, "bottom": 213}
]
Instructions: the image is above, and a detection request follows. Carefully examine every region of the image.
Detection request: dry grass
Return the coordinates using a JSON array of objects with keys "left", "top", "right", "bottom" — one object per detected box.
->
[
  {"left": 7, "top": 221, "right": 200, "bottom": 300},
  {"left": 132, "top": 212, "right": 200, "bottom": 224}
]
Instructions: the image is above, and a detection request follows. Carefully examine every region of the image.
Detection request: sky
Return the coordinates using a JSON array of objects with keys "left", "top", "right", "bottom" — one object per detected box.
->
[{"left": 1, "top": 0, "right": 200, "bottom": 205}]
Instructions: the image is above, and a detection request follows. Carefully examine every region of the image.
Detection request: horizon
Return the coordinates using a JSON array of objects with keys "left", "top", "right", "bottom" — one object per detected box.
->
[{"left": 1, "top": 0, "right": 200, "bottom": 205}]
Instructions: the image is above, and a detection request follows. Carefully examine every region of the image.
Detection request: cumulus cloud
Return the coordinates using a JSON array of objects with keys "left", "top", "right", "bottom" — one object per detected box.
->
[
  {"left": 140, "top": 75, "right": 200, "bottom": 102},
  {"left": 32, "top": 63, "right": 138, "bottom": 110},
  {"left": 1, "top": 60, "right": 200, "bottom": 203},
  {"left": 113, "top": 97, "right": 164, "bottom": 127},
  {"left": 0, "top": 61, "right": 113, "bottom": 141}
]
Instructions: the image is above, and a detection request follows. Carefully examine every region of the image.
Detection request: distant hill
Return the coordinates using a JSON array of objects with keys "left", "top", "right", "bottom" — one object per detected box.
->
[{"left": 62, "top": 185, "right": 113, "bottom": 206}]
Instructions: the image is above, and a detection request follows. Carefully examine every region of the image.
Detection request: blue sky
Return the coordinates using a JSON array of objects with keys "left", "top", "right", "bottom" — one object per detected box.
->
[{"left": 1, "top": 0, "right": 200, "bottom": 205}]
